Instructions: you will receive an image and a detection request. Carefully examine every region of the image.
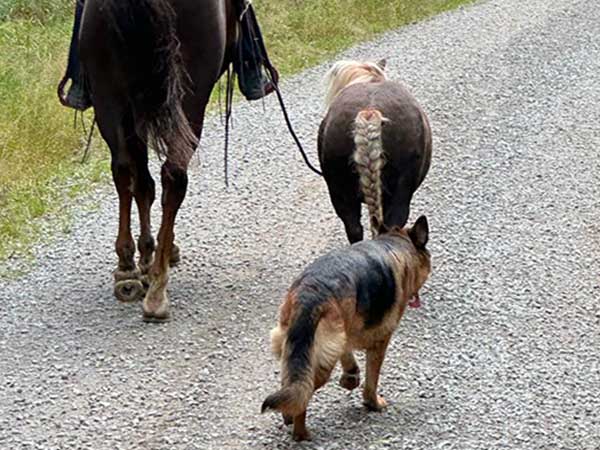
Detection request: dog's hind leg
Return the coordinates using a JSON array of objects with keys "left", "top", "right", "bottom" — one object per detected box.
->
[
  {"left": 339, "top": 351, "right": 360, "bottom": 390},
  {"left": 292, "top": 410, "right": 310, "bottom": 441},
  {"left": 363, "top": 336, "right": 391, "bottom": 412},
  {"left": 291, "top": 363, "right": 335, "bottom": 442},
  {"left": 290, "top": 339, "right": 339, "bottom": 441}
]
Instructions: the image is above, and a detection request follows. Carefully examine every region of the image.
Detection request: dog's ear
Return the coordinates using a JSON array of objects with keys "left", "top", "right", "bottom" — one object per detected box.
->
[
  {"left": 408, "top": 215, "right": 429, "bottom": 249},
  {"left": 376, "top": 58, "right": 387, "bottom": 70}
]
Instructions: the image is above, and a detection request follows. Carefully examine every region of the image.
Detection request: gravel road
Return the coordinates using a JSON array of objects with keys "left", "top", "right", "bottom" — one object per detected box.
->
[{"left": 1, "top": 0, "right": 599, "bottom": 448}]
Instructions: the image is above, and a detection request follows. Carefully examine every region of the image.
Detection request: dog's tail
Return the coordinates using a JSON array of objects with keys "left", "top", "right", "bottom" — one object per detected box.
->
[
  {"left": 353, "top": 108, "right": 387, "bottom": 237},
  {"left": 262, "top": 295, "right": 345, "bottom": 417}
]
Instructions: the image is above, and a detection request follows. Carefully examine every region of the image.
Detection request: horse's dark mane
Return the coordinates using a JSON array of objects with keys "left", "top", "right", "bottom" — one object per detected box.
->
[{"left": 104, "top": 0, "right": 196, "bottom": 168}]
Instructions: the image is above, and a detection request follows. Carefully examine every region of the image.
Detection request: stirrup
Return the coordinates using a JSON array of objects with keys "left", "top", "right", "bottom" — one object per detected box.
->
[{"left": 57, "top": 75, "right": 92, "bottom": 111}]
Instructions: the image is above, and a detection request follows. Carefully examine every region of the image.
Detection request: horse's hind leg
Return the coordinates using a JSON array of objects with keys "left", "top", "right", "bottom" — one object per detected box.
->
[
  {"left": 142, "top": 106, "right": 206, "bottom": 322},
  {"left": 104, "top": 117, "right": 147, "bottom": 303},
  {"left": 131, "top": 147, "right": 181, "bottom": 280},
  {"left": 131, "top": 146, "right": 156, "bottom": 284},
  {"left": 142, "top": 159, "right": 190, "bottom": 322},
  {"left": 94, "top": 106, "right": 146, "bottom": 302}
]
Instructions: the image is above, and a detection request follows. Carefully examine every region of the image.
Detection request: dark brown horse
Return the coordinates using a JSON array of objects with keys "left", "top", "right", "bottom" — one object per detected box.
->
[
  {"left": 79, "top": 0, "right": 237, "bottom": 321},
  {"left": 318, "top": 59, "right": 432, "bottom": 244}
]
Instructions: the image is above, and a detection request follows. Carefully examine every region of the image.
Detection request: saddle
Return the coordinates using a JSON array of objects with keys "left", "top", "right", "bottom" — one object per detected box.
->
[{"left": 58, "top": 0, "right": 278, "bottom": 110}]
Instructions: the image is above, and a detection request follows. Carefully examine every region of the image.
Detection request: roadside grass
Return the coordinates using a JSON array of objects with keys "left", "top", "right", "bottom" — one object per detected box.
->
[
  {"left": 0, "top": 0, "right": 473, "bottom": 264},
  {"left": 258, "top": 0, "right": 473, "bottom": 77}
]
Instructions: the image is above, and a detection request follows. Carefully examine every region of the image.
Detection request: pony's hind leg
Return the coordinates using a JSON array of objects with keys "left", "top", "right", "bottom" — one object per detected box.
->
[
  {"left": 383, "top": 178, "right": 414, "bottom": 229},
  {"left": 325, "top": 175, "right": 363, "bottom": 244}
]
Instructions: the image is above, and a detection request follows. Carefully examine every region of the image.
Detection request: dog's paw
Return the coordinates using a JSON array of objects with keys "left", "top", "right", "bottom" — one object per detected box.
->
[
  {"left": 364, "top": 394, "right": 388, "bottom": 412},
  {"left": 339, "top": 371, "right": 360, "bottom": 391},
  {"left": 292, "top": 429, "right": 312, "bottom": 442}
]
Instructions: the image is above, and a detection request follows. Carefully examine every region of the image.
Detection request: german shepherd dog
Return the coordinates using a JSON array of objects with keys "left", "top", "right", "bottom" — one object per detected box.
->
[
  {"left": 261, "top": 216, "right": 431, "bottom": 441},
  {"left": 318, "top": 59, "right": 432, "bottom": 243}
]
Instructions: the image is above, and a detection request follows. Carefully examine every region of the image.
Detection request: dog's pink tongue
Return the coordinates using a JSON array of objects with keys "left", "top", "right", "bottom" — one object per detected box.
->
[{"left": 408, "top": 294, "right": 421, "bottom": 309}]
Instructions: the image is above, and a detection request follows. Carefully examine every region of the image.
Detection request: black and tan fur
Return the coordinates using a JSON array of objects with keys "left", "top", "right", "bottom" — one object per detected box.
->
[{"left": 261, "top": 216, "right": 431, "bottom": 441}]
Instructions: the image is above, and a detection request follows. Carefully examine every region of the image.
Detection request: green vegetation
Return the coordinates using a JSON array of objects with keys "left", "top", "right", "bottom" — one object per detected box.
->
[
  {"left": 258, "top": 0, "right": 473, "bottom": 77},
  {"left": 0, "top": 0, "right": 473, "bottom": 262}
]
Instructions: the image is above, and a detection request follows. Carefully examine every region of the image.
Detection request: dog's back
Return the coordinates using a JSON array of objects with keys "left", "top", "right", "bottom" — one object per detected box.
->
[{"left": 289, "top": 235, "right": 406, "bottom": 327}]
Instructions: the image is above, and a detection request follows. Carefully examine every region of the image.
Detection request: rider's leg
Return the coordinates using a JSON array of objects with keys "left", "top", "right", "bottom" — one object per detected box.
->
[{"left": 58, "top": 0, "right": 92, "bottom": 111}]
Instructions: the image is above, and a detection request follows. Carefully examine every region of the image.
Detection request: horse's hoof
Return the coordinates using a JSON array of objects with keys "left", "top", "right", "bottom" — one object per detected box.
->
[
  {"left": 142, "top": 292, "right": 170, "bottom": 323},
  {"left": 138, "top": 262, "right": 152, "bottom": 276},
  {"left": 140, "top": 274, "right": 151, "bottom": 290},
  {"left": 170, "top": 244, "right": 180, "bottom": 267},
  {"left": 142, "top": 313, "right": 171, "bottom": 323},
  {"left": 114, "top": 279, "right": 145, "bottom": 303},
  {"left": 113, "top": 268, "right": 141, "bottom": 283},
  {"left": 339, "top": 371, "right": 360, "bottom": 391}
]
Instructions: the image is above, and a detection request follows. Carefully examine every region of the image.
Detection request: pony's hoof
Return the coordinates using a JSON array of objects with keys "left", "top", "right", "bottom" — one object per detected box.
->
[
  {"left": 114, "top": 279, "right": 145, "bottom": 303},
  {"left": 170, "top": 244, "right": 180, "bottom": 267},
  {"left": 113, "top": 268, "right": 141, "bottom": 283},
  {"left": 339, "top": 371, "right": 360, "bottom": 391}
]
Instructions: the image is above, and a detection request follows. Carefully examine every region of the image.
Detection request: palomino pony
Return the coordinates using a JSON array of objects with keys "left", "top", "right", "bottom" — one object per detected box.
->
[
  {"left": 318, "top": 60, "right": 432, "bottom": 243},
  {"left": 79, "top": 0, "right": 237, "bottom": 321}
]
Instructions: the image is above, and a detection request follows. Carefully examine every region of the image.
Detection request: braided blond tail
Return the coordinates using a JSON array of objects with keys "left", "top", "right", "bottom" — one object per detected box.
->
[{"left": 353, "top": 109, "right": 387, "bottom": 237}]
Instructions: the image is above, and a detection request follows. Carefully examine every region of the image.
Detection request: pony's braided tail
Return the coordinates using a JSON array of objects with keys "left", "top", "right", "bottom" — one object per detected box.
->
[{"left": 353, "top": 109, "right": 387, "bottom": 237}]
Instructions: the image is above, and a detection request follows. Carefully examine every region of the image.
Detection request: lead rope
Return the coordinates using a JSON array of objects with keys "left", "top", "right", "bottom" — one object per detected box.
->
[
  {"left": 224, "top": 65, "right": 235, "bottom": 186},
  {"left": 268, "top": 79, "right": 323, "bottom": 177},
  {"left": 247, "top": 3, "right": 323, "bottom": 177},
  {"left": 222, "top": 3, "right": 323, "bottom": 185}
]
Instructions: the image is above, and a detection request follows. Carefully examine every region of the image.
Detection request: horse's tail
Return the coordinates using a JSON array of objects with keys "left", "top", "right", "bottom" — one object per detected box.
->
[
  {"left": 353, "top": 108, "right": 387, "bottom": 237},
  {"left": 106, "top": 0, "right": 196, "bottom": 165},
  {"left": 262, "top": 297, "right": 345, "bottom": 417}
]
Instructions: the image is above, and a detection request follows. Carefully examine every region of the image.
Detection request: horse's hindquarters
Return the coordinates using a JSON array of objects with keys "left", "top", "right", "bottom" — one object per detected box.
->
[{"left": 79, "top": 0, "right": 233, "bottom": 321}]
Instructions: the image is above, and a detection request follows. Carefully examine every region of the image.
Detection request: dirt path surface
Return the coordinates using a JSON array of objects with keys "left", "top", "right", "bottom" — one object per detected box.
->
[{"left": 2, "top": 0, "right": 599, "bottom": 448}]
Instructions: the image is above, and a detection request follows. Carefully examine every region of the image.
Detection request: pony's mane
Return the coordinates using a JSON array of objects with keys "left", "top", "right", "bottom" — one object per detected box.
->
[{"left": 324, "top": 60, "right": 387, "bottom": 108}]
